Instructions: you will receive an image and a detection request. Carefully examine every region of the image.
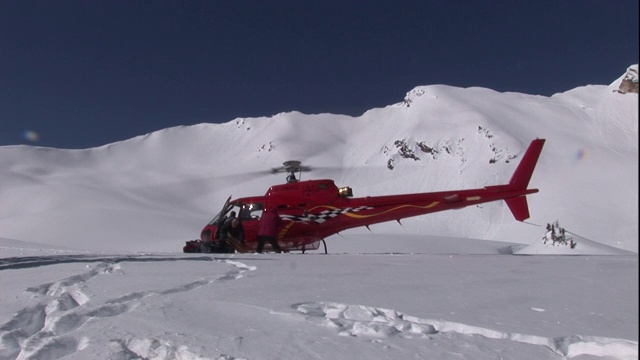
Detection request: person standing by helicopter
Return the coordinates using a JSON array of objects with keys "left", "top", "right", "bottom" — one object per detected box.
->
[
  {"left": 216, "top": 211, "right": 235, "bottom": 237},
  {"left": 256, "top": 207, "right": 283, "bottom": 253}
]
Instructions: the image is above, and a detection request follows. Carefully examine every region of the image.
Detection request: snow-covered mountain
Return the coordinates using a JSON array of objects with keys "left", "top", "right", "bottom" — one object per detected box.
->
[
  {"left": 1, "top": 65, "right": 637, "bottom": 253},
  {"left": 0, "top": 66, "right": 638, "bottom": 360}
]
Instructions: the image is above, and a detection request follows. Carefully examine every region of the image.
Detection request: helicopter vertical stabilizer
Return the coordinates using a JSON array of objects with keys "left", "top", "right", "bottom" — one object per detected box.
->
[
  {"left": 504, "top": 139, "right": 545, "bottom": 221},
  {"left": 507, "top": 139, "right": 545, "bottom": 190},
  {"left": 505, "top": 196, "right": 531, "bottom": 221}
]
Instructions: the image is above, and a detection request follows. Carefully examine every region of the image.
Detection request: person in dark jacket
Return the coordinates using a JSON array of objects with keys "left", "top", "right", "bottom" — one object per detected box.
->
[
  {"left": 224, "top": 217, "right": 245, "bottom": 252},
  {"left": 221, "top": 211, "right": 236, "bottom": 231},
  {"left": 214, "top": 211, "right": 238, "bottom": 253},
  {"left": 256, "top": 207, "right": 283, "bottom": 253}
]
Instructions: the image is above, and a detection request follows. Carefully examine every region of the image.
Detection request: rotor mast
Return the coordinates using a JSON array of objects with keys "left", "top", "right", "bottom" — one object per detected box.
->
[{"left": 271, "top": 160, "right": 312, "bottom": 183}]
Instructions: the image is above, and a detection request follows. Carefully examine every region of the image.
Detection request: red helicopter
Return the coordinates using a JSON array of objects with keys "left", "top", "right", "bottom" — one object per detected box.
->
[{"left": 184, "top": 138, "right": 546, "bottom": 254}]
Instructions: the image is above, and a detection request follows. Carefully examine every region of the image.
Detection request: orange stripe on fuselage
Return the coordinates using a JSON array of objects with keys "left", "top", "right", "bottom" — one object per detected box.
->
[
  {"left": 342, "top": 202, "right": 440, "bottom": 219},
  {"left": 278, "top": 220, "right": 296, "bottom": 239}
]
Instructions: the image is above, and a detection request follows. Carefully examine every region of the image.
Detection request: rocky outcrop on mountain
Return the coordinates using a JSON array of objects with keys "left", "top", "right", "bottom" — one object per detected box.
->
[
  {"left": 616, "top": 65, "right": 638, "bottom": 94},
  {"left": 382, "top": 129, "right": 517, "bottom": 170}
]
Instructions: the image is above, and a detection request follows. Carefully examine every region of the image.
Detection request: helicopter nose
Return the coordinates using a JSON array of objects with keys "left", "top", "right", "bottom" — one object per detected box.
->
[{"left": 201, "top": 229, "right": 212, "bottom": 241}]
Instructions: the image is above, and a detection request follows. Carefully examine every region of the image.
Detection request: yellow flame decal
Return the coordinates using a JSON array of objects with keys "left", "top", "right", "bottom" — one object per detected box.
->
[
  {"left": 341, "top": 202, "right": 440, "bottom": 219},
  {"left": 307, "top": 203, "right": 440, "bottom": 219},
  {"left": 309, "top": 205, "right": 341, "bottom": 212},
  {"left": 278, "top": 220, "right": 296, "bottom": 239}
]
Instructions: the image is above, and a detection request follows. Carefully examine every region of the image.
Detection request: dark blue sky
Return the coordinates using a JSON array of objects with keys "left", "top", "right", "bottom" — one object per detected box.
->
[{"left": 1, "top": 1, "right": 638, "bottom": 149}]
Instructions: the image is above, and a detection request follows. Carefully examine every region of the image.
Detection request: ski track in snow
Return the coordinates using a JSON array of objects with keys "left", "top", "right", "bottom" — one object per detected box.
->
[
  {"left": 294, "top": 302, "right": 638, "bottom": 360},
  {"left": 0, "top": 255, "right": 255, "bottom": 360},
  {"left": 0, "top": 255, "right": 636, "bottom": 360}
]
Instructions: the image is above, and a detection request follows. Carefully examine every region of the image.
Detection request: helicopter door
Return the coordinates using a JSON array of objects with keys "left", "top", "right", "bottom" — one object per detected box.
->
[
  {"left": 220, "top": 195, "right": 232, "bottom": 215},
  {"left": 207, "top": 195, "right": 233, "bottom": 226}
]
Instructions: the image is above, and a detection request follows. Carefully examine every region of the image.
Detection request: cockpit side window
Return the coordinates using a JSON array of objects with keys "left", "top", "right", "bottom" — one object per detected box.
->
[{"left": 239, "top": 202, "right": 264, "bottom": 220}]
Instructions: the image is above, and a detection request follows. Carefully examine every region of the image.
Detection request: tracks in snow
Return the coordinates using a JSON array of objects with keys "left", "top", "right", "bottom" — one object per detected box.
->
[
  {"left": 0, "top": 255, "right": 255, "bottom": 360},
  {"left": 1, "top": 254, "right": 636, "bottom": 360},
  {"left": 295, "top": 302, "right": 638, "bottom": 359}
]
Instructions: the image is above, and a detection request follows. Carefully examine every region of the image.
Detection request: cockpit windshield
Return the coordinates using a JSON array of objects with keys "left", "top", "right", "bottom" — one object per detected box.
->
[
  {"left": 207, "top": 212, "right": 223, "bottom": 226},
  {"left": 207, "top": 196, "right": 232, "bottom": 225}
]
